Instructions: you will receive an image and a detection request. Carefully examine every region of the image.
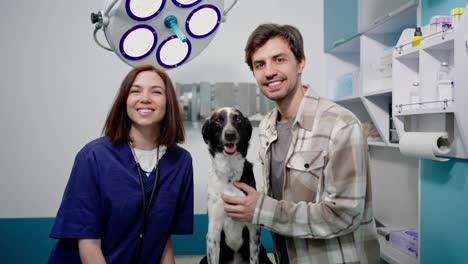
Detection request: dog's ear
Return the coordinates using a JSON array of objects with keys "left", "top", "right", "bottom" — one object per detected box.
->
[{"left": 201, "top": 119, "right": 212, "bottom": 143}]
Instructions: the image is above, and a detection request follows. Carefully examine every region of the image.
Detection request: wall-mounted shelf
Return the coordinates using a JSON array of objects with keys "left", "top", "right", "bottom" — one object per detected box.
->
[
  {"left": 394, "top": 106, "right": 455, "bottom": 116},
  {"left": 392, "top": 9, "right": 468, "bottom": 158},
  {"left": 364, "top": 88, "right": 392, "bottom": 97},
  {"left": 327, "top": 4, "right": 418, "bottom": 148},
  {"left": 368, "top": 140, "right": 387, "bottom": 147},
  {"left": 394, "top": 29, "right": 455, "bottom": 58},
  {"left": 334, "top": 95, "right": 361, "bottom": 104}
]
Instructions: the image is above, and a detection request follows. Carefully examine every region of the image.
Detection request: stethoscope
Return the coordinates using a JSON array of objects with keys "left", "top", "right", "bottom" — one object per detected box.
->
[{"left": 128, "top": 142, "right": 160, "bottom": 264}]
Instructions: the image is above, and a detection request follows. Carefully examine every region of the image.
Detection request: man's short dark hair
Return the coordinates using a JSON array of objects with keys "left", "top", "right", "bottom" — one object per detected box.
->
[{"left": 244, "top": 23, "right": 305, "bottom": 71}]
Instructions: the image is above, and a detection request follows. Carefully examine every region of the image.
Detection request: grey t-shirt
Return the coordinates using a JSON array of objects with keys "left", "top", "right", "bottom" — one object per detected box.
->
[
  {"left": 270, "top": 117, "right": 294, "bottom": 264},
  {"left": 270, "top": 118, "right": 294, "bottom": 200}
]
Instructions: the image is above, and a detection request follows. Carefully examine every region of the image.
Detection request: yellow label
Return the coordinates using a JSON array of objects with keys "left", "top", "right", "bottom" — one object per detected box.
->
[{"left": 412, "top": 36, "right": 422, "bottom": 47}]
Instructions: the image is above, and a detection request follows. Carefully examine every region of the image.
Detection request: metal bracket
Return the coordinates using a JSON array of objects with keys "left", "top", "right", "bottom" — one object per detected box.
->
[
  {"left": 396, "top": 45, "right": 403, "bottom": 55},
  {"left": 397, "top": 104, "right": 403, "bottom": 113},
  {"left": 443, "top": 99, "right": 448, "bottom": 110},
  {"left": 441, "top": 28, "right": 447, "bottom": 40}
]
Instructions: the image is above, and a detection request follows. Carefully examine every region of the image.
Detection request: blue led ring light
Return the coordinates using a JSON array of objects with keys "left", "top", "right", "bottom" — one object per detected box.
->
[
  {"left": 126, "top": 0, "right": 166, "bottom": 21},
  {"left": 185, "top": 4, "right": 221, "bottom": 39},
  {"left": 119, "top": 24, "right": 158, "bottom": 60},
  {"left": 171, "top": 0, "right": 202, "bottom": 8},
  {"left": 156, "top": 35, "right": 192, "bottom": 68}
]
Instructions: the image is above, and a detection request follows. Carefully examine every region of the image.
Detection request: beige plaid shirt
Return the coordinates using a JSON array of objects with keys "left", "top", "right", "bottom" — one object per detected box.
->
[{"left": 254, "top": 88, "right": 380, "bottom": 264}]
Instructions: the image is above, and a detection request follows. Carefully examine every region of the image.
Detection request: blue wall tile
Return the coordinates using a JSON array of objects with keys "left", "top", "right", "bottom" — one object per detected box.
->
[
  {"left": 0, "top": 215, "right": 273, "bottom": 263},
  {"left": 414, "top": 1, "right": 468, "bottom": 263},
  {"left": 420, "top": 158, "right": 468, "bottom": 263}
]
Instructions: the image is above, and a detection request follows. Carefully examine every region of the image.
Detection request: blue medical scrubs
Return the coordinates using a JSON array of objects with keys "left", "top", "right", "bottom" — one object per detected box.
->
[{"left": 48, "top": 137, "right": 194, "bottom": 263}]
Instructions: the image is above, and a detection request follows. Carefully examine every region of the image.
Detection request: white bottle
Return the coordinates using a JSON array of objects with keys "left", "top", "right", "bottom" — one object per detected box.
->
[
  {"left": 410, "top": 79, "right": 420, "bottom": 110},
  {"left": 436, "top": 62, "right": 453, "bottom": 108}
]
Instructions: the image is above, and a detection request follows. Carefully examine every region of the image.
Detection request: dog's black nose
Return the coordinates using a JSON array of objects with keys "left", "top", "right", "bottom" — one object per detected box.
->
[{"left": 224, "top": 130, "right": 236, "bottom": 141}]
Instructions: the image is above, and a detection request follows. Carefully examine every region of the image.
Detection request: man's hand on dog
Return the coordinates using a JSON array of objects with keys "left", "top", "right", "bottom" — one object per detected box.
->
[{"left": 221, "top": 182, "right": 258, "bottom": 223}]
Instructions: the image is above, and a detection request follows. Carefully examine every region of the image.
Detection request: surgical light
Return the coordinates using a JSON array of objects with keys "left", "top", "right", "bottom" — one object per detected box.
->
[{"left": 91, "top": 0, "right": 238, "bottom": 69}]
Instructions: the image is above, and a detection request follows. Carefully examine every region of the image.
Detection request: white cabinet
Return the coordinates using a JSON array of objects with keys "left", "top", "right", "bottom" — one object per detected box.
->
[
  {"left": 326, "top": 5, "right": 417, "bottom": 147},
  {"left": 359, "top": 0, "right": 418, "bottom": 33},
  {"left": 392, "top": 3, "right": 468, "bottom": 159},
  {"left": 324, "top": 0, "right": 358, "bottom": 52}
]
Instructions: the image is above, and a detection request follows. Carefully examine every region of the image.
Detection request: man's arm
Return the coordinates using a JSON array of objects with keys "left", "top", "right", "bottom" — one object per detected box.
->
[
  {"left": 161, "top": 237, "right": 175, "bottom": 264},
  {"left": 223, "top": 121, "right": 368, "bottom": 239},
  {"left": 78, "top": 239, "right": 106, "bottom": 264}
]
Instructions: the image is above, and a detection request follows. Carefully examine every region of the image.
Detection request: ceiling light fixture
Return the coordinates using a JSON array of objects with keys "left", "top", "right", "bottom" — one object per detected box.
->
[{"left": 90, "top": 0, "right": 238, "bottom": 69}]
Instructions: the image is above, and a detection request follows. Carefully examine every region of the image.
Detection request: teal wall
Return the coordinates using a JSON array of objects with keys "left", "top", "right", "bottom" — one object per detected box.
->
[
  {"left": 0, "top": 218, "right": 56, "bottom": 263},
  {"left": 421, "top": 0, "right": 468, "bottom": 24},
  {"left": 0, "top": 215, "right": 273, "bottom": 263},
  {"left": 420, "top": 0, "right": 468, "bottom": 262},
  {"left": 420, "top": 158, "right": 468, "bottom": 263}
]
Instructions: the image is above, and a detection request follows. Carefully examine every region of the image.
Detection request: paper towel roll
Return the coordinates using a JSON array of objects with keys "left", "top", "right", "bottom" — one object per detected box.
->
[{"left": 399, "top": 132, "right": 451, "bottom": 161}]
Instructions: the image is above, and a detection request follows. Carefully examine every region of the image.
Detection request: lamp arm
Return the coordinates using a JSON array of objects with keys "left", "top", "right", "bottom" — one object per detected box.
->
[
  {"left": 90, "top": 0, "right": 119, "bottom": 52},
  {"left": 224, "top": 0, "right": 239, "bottom": 16},
  {"left": 104, "top": 0, "right": 120, "bottom": 17},
  {"left": 93, "top": 27, "right": 113, "bottom": 51}
]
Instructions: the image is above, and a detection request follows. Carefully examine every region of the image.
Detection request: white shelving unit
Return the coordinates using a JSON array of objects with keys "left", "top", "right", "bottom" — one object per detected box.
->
[
  {"left": 326, "top": 5, "right": 417, "bottom": 147},
  {"left": 326, "top": 35, "right": 361, "bottom": 100},
  {"left": 393, "top": 3, "right": 468, "bottom": 159},
  {"left": 326, "top": 3, "right": 423, "bottom": 263}
]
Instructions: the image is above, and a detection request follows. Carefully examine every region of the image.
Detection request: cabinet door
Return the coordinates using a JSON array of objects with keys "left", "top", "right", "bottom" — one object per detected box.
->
[
  {"left": 359, "top": 0, "right": 417, "bottom": 33},
  {"left": 324, "top": 0, "right": 358, "bottom": 52}
]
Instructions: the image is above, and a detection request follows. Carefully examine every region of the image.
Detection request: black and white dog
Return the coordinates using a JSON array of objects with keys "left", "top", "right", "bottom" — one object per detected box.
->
[{"left": 200, "top": 107, "right": 272, "bottom": 264}]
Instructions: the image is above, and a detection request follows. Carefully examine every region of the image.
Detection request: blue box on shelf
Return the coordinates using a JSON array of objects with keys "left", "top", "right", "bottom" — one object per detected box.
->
[
  {"left": 335, "top": 71, "right": 357, "bottom": 99},
  {"left": 388, "top": 229, "right": 418, "bottom": 257}
]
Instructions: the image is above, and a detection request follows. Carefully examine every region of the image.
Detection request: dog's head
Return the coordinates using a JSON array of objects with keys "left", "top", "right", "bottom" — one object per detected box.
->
[{"left": 202, "top": 107, "right": 253, "bottom": 157}]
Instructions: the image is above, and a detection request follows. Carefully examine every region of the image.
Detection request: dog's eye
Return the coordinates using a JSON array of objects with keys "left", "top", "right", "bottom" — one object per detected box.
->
[
  {"left": 215, "top": 117, "right": 223, "bottom": 125},
  {"left": 233, "top": 115, "right": 241, "bottom": 122}
]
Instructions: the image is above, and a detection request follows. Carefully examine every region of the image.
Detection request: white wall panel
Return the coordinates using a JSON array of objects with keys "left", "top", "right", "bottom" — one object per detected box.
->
[{"left": 0, "top": 0, "right": 325, "bottom": 217}]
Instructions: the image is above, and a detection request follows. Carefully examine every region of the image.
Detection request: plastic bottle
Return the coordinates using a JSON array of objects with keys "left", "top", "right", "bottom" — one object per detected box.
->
[
  {"left": 429, "top": 16, "right": 441, "bottom": 35},
  {"left": 451, "top": 7, "right": 464, "bottom": 30},
  {"left": 410, "top": 78, "right": 420, "bottom": 110},
  {"left": 436, "top": 62, "right": 453, "bottom": 108},
  {"left": 412, "top": 27, "right": 422, "bottom": 47}
]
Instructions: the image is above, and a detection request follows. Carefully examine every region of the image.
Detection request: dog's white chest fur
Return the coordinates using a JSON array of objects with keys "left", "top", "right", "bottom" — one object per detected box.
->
[
  {"left": 210, "top": 153, "right": 245, "bottom": 185},
  {"left": 207, "top": 153, "right": 246, "bottom": 251}
]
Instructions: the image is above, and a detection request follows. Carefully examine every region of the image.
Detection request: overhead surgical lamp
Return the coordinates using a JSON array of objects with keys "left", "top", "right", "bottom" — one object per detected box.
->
[{"left": 91, "top": 0, "right": 238, "bottom": 69}]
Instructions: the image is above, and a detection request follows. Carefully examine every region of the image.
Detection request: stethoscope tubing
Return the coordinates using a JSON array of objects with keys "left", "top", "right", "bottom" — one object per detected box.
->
[{"left": 128, "top": 143, "right": 160, "bottom": 264}]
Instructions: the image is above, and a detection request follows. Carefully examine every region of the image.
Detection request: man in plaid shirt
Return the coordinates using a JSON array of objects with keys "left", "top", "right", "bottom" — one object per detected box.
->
[{"left": 221, "top": 24, "right": 380, "bottom": 263}]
